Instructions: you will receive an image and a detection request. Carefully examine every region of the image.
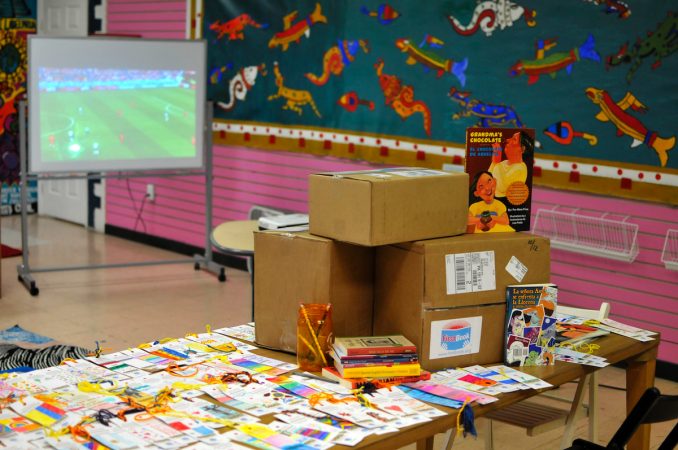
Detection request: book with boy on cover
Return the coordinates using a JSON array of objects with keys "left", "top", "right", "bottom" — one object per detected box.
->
[
  {"left": 505, "top": 283, "right": 557, "bottom": 367},
  {"left": 333, "top": 335, "right": 417, "bottom": 356},
  {"left": 465, "top": 127, "right": 535, "bottom": 233}
]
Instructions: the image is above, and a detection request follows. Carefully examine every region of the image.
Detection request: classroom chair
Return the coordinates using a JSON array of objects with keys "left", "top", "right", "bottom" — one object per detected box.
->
[
  {"left": 565, "top": 387, "right": 678, "bottom": 450},
  {"left": 480, "top": 302, "right": 611, "bottom": 450}
]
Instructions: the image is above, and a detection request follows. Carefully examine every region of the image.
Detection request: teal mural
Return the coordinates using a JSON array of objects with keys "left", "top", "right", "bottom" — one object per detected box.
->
[{"left": 203, "top": 1, "right": 677, "bottom": 177}]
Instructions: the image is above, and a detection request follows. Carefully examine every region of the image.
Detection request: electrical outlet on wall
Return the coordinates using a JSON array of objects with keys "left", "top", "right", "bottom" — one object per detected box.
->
[{"left": 146, "top": 184, "right": 155, "bottom": 202}]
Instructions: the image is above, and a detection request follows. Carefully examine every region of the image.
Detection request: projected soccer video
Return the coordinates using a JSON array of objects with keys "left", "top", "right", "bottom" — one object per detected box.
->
[{"left": 38, "top": 68, "right": 198, "bottom": 164}]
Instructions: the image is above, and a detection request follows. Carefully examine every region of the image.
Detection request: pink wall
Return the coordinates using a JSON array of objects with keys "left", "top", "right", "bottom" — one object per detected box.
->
[{"left": 105, "top": 0, "right": 677, "bottom": 365}]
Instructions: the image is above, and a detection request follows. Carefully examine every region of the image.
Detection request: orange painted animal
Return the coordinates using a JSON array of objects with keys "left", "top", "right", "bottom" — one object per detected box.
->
[{"left": 374, "top": 59, "right": 431, "bottom": 136}]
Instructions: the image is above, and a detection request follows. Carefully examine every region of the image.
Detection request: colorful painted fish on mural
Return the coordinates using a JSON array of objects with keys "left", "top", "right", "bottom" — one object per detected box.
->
[
  {"left": 305, "top": 39, "right": 369, "bottom": 86},
  {"left": 585, "top": 87, "right": 675, "bottom": 167},
  {"left": 448, "top": 88, "right": 524, "bottom": 128},
  {"left": 268, "top": 62, "right": 321, "bottom": 117},
  {"left": 209, "top": 14, "right": 268, "bottom": 41},
  {"left": 337, "top": 91, "right": 375, "bottom": 112},
  {"left": 544, "top": 121, "right": 598, "bottom": 146},
  {"left": 268, "top": 3, "right": 327, "bottom": 51},
  {"left": 209, "top": 64, "right": 234, "bottom": 85},
  {"left": 584, "top": 0, "right": 631, "bottom": 19},
  {"left": 374, "top": 59, "right": 431, "bottom": 136},
  {"left": 395, "top": 35, "right": 468, "bottom": 86},
  {"left": 510, "top": 35, "right": 601, "bottom": 85},
  {"left": 606, "top": 12, "right": 677, "bottom": 83},
  {"left": 216, "top": 64, "right": 266, "bottom": 112},
  {"left": 447, "top": 0, "right": 536, "bottom": 37},
  {"left": 360, "top": 4, "right": 400, "bottom": 25}
]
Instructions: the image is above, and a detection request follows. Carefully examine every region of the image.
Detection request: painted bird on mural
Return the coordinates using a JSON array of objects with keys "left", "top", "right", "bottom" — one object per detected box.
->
[
  {"left": 268, "top": 3, "right": 327, "bottom": 51},
  {"left": 337, "top": 91, "right": 375, "bottom": 112},
  {"left": 510, "top": 34, "right": 601, "bottom": 84},
  {"left": 543, "top": 121, "right": 598, "bottom": 146},
  {"left": 395, "top": 35, "right": 468, "bottom": 86},
  {"left": 305, "top": 39, "right": 369, "bottom": 86},
  {"left": 585, "top": 87, "right": 675, "bottom": 167},
  {"left": 360, "top": 4, "right": 400, "bottom": 25}
]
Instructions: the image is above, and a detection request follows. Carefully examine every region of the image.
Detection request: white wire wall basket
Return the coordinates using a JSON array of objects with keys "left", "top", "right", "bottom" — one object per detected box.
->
[
  {"left": 533, "top": 207, "right": 639, "bottom": 263},
  {"left": 660, "top": 229, "right": 678, "bottom": 271}
]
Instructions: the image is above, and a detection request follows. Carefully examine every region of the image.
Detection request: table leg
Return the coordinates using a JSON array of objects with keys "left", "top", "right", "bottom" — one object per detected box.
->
[
  {"left": 416, "top": 436, "right": 434, "bottom": 450},
  {"left": 626, "top": 346, "right": 657, "bottom": 450}
]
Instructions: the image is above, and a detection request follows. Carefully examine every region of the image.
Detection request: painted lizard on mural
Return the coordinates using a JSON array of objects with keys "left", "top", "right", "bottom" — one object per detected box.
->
[
  {"left": 374, "top": 59, "right": 431, "bottom": 136},
  {"left": 305, "top": 39, "right": 369, "bottom": 86},
  {"left": 268, "top": 62, "right": 321, "bottom": 117},
  {"left": 585, "top": 87, "right": 675, "bottom": 167},
  {"left": 448, "top": 87, "right": 524, "bottom": 128},
  {"left": 606, "top": 12, "right": 677, "bottom": 83},
  {"left": 209, "top": 14, "right": 267, "bottom": 41},
  {"left": 447, "top": 0, "right": 536, "bottom": 37}
]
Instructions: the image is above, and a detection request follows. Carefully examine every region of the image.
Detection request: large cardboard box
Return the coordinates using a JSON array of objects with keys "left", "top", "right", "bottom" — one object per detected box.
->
[
  {"left": 376, "top": 233, "right": 550, "bottom": 309},
  {"left": 309, "top": 168, "right": 468, "bottom": 246},
  {"left": 374, "top": 303, "right": 506, "bottom": 371},
  {"left": 254, "top": 231, "right": 374, "bottom": 352}
]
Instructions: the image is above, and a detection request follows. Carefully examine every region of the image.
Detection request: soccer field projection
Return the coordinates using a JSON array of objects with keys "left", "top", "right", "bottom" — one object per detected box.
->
[{"left": 28, "top": 37, "right": 206, "bottom": 173}]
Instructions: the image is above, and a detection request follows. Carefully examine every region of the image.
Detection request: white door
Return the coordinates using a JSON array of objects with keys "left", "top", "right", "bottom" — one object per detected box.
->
[{"left": 36, "top": 0, "right": 89, "bottom": 225}]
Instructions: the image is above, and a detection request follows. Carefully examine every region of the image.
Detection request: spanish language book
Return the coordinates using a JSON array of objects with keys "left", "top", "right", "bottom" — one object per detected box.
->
[
  {"left": 505, "top": 283, "right": 558, "bottom": 366},
  {"left": 333, "top": 335, "right": 417, "bottom": 356},
  {"left": 465, "top": 127, "right": 535, "bottom": 233}
]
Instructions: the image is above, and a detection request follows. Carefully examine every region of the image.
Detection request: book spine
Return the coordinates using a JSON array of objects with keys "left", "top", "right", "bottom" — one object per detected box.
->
[
  {"left": 339, "top": 363, "right": 421, "bottom": 378},
  {"left": 343, "top": 346, "right": 417, "bottom": 356},
  {"left": 338, "top": 360, "right": 419, "bottom": 369}
]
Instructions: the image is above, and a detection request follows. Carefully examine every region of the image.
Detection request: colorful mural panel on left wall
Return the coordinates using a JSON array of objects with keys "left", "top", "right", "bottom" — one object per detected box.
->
[{"left": 0, "top": 0, "right": 36, "bottom": 214}]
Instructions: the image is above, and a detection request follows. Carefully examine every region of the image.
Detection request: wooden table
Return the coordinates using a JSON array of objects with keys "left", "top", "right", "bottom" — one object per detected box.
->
[{"left": 255, "top": 332, "right": 659, "bottom": 450}]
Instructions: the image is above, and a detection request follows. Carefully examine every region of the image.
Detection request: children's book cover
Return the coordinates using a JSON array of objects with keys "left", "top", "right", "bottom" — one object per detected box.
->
[
  {"left": 505, "top": 283, "right": 557, "bottom": 366},
  {"left": 465, "top": 127, "right": 535, "bottom": 233}
]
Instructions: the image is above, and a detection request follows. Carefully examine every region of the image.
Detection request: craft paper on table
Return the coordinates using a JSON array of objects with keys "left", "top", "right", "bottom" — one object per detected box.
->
[
  {"left": 487, "top": 365, "right": 553, "bottom": 389},
  {"left": 0, "top": 411, "right": 42, "bottom": 434},
  {"left": 266, "top": 376, "right": 321, "bottom": 399},
  {"left": 10, "top": 396, "right": 66, "bottom": 427},
  {"left": 213, "top": 324, "right": 257, "bottom": 343},
  {"left": 404, "top": 380, "right": 497, "bottom": 405},
  {"left": 185, "top": 332, "right": 256, "bottom": 353},
  {"left": 429, "top": 316, "right": 482, "bottom": 359},
  {"left": 396, "top": 386, "right": 464, "bottom": 409}
]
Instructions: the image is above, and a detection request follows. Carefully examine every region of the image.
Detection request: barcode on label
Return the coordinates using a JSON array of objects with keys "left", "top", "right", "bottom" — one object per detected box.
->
[
  {"left": 455, "top": 255, "right": 467, "bottom": 292},
  {"left": 513, "top": 348, "right": 528, "bottom": 359}
]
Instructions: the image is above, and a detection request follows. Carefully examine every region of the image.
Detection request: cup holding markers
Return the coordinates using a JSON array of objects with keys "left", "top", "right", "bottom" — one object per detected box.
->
[{"left": 297, "top": 303, "right": 333, "bottom": 372}]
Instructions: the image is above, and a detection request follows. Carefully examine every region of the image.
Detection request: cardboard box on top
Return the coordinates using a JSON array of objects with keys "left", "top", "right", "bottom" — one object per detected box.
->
[
  {"left": 254, "top": 231, "right": 374, "bottom": 353},
  {"left": 309, "top": 168, "right": 468, "bottom": 246},
  {"left": 373, "top": 302, "right": 506, "bottom": 371},
  {"left": 375, "top": 232, "right": 550, "bottom": 309}
]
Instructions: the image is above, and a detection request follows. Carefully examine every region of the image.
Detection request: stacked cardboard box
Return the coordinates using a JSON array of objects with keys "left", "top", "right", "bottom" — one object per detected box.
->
[
  {"left": 254, "top": 168, "right": 468, "bottom": 352},
  {"left": 373, "top": 233, "right": 550, "bottom": 371},
  {"left": 255, "top": 166, "right": 550, "bottom": 372}
]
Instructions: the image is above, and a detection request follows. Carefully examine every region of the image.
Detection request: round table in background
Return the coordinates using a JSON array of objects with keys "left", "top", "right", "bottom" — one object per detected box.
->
[{"left": 210, "top": 220, "right": 259, "bottom": 320}]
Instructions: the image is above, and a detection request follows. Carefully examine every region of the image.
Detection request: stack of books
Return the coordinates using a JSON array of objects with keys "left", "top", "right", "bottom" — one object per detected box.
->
[{"left": 322, "top": 335, "right": 429, "bottom": 388}]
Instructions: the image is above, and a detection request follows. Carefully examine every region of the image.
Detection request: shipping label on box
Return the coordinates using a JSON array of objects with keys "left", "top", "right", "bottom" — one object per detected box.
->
[{"left": 444, "top": 251, "right": 496, "bottom": 295}]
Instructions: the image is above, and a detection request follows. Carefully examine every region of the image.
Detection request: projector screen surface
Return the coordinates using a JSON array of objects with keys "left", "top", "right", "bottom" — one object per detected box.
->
[{"left": 28, "top": 37, "right": 206, "bottom": 173}]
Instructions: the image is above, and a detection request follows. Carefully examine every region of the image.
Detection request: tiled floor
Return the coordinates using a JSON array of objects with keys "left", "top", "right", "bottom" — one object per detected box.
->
[{"left": 1, "top": 215, "right": 675, "bottom": 449}]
